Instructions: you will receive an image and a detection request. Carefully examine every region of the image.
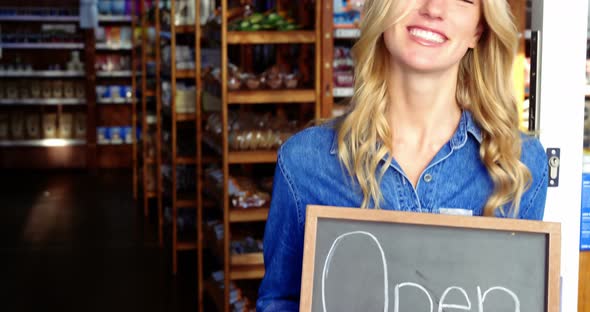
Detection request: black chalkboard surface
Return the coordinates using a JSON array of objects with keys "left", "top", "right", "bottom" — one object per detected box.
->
[{"left": 300, "top": 205, "right": 561, "bottom": 312}]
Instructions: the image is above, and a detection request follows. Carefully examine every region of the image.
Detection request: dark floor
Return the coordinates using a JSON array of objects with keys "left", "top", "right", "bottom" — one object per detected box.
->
[{"left": 0, "top": 170, "right": 198, "bottom": 311}]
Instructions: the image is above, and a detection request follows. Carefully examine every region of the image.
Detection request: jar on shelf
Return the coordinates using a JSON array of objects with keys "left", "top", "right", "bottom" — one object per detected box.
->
[
  {"left": 59, "top": 113, "right": 73, "bottom": 139},
  {"left": 52, "top": 80, "right": 64, "bottom": 98},
  {"left": 74, "top": 113, "right": 86, "bottom": 139},
  {"left": 30, "top": 80, "right": 41, "bottom": 98},
  {"left": 11, "top": 112, "right": 25, "bottom": 140},
  {"left": 42, "top": 113, "right": 57, "bottom": 138},
  {"left": 26, "top": 114, "right": 41, "bottom": 139},
  {"left": 41, "top": 81, "right": 53, "bottom": 99},
  {"left": 0, "top": 114, "right": 8, "bottom": 140}
]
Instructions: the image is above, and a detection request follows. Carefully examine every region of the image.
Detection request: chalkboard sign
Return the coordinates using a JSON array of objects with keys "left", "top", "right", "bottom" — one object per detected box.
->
[{"left": 300, "top": 205, "right": 561, "bottom": 312}]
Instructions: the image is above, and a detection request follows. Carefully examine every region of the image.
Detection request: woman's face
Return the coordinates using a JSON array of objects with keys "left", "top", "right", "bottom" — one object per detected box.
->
[{"left": 383, "top": 0, "right": 483, "bottom": 74}]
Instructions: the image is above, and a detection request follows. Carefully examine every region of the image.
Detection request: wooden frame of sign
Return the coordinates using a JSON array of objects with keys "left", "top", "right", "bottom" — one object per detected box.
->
[{"left": 300, "top": 205, "right": 561, "bottom": 312}]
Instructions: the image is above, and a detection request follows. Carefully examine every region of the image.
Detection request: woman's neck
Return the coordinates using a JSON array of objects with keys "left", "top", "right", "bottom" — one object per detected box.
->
[{"left": 387, "top": 67, "right": 462, "bottom": 147}]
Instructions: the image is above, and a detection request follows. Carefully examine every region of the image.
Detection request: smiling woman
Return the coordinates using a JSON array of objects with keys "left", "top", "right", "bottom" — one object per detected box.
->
[{"left": 256, "top": 0, "right": 549, "bottom": 311}]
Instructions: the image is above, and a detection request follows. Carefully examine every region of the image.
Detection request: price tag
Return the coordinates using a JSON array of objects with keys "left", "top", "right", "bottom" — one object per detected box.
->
[
  {"left": 333, "top": 87, "right": 354, "bottom": 98},
  {"left": 334, "top": 28, "right": 361, "bottom": 39}
]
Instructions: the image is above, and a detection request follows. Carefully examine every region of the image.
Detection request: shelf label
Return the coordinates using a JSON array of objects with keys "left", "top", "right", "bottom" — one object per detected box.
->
[
  {"left": 334, "top": 28, "right": 361, "bottom": 39},
  {"left": 333, "top": 87, "right": 354, "bottom": 98}
]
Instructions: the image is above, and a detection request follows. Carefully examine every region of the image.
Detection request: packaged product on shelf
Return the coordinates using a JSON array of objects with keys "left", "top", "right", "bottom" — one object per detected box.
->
[
  {"left": 96, "top": 85, "right": 110, "bottom": 101},
  {"left": 110, "top": 85, "right": 122, "bottom": 100},
  {"left": 67, "top": 51, "right": 84, "bottom": 71},
  {"left": 63, "top": 81, "right": 75, "bottom": 98},
  {"left": 5, "top": 81, "right": 18, "bottom": 99},
  {"left": 119, "top": 27, "right": 132, "bottom": 46},
  {"left": 95, "top": 26, "right": 106, "bottom": 42},
  {"left": 122, "top": 126, "right": 133, "bottom": 144},
  {"left": 174, "top": 0, "right": 196, "bottom": 26},
  {"left": 25, "top": 114, "right": 41, "bottom": 139},
  {"left": 97, "top": 0, "right": 112, "bottom": 15},
  {"left": 0, "top": 114, "right": 8, "bottom": 140},
  {"left": 50, "top": 79, "right": 64, "bottom": 99},
  {"left": 231, "top": 237, "right": 264, "bottom": 255},
  {"left": 41, "top": 81, "right": 53, "bottom": 98},
  {"left": 175, "top": 84, "right": 196, "bottom": 113},
  {"left": 11, "top": 112, "right": 25, "bottom": 140},
  {"left": 75, "top": 82, "right": 86, "bottom": 99},
  {"left": 30, "top": 80, "right": 41, "bottom": 98},
  {"left": 18, "top": 80, "right": 30, "bottom": 99},
  {"left": 333, "top": 0, "right": 365, "bottom": 28},
  {"left": 111, "top": 0, "right": 126, "bottom": 15},
  {"left": 97, "top": 127, "right": 110, "bottom": 144},
  {"left": 74, "top": 113, "right": 86, "bottom": 139},
  {"left": 110, "top": 126, "right": 123, "bottom": 144},
  {"left": 42, "top": 113, "right": 57, "bottom": 139},
  {"left": 59, "top": 113, "right": 73, "bottom": 139},
  {"left": 229, "top": 177, "right": 271, "bottom": 210},
  {"left": 0, "top": 81, "right": 4, "bottom": 98}
]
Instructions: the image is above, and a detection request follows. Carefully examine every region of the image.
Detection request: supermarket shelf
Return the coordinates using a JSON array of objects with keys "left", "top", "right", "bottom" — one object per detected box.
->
[
  {"left": 0, "top": 42, "right": 84, "bottom": 50},
  {"left": 96, "top": 43, "right": 133, "bottom": 50},
  {"left": 0, "top": 98, "right": 85, "bottom": 105},
  {"left": 228, "top": 150, "right": 277, "bottom": 164},
  {"left": 97, "top": 98, "right": 133, "bottom": 104},
  {"left": 231, "top": 252, "right": 264, "bottom": 266},
  {"left": 176, "top": 69, "right": 196, "bottom": 79},
  {"left": 333, "top": 87, "right": 354, "bottom": 98},
  {"left": 334, "top": 28, "right": 361, "bottom": 39},
  {"left": 98, "top": 15, "right": 133, "bottom": 23},
  {"left": 228, "top": 89, "right": 316, "bottom": 104},
  {"left": 230, "top": 264, "right": 265, "bottom": 280},
  {"left": 0, "top": 70, "right": 85, "bottom": 78},
  {"left": 227, "top": 31, "right": 316, "bottom": 44},
  {"left": 175, "top": 25, "right": 195, "bottom": 34},
  {"left": 176, "top": 113, "right": 196, "bottom": 122},
  {"left": 97, "top": 70, "right": 133, "bottom": 78},
  {"left": 0, "top": 15, "right": 80, "bottom": 22},
  {"left": 0, "top": 139, "right": 85, "bottom": 147},
  {"left": 177, "top": 242, "right": 197, "bottom": 251},
  {"left": 176, "top": 199, "right": 197, "bottom": 209},
  {"left": 146, "top": 191, "right": 157, "bottom": 199},
  {"left": 229, "top": 207, "right": 269, "bottom": 223},
  {"left": 177, "top": 156, "right": 196, "bottom": 165}
]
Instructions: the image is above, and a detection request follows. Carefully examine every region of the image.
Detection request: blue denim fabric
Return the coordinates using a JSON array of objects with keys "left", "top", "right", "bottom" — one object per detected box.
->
[{"left": 256, "top": 111, "right": 548, "bottom": 312}]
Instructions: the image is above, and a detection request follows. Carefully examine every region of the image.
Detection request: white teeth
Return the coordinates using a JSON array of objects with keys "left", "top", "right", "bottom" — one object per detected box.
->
[{"left": 409, "top": 28, "right": 445, "bottom": 43}]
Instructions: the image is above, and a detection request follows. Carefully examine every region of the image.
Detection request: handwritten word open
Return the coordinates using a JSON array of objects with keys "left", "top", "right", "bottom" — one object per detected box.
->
[{"left": 321, "top": 231, "right": 521, "bottom": 312}]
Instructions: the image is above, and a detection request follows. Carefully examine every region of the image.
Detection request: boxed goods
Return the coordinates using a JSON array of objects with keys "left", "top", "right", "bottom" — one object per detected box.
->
[
  {"left": 26, "top": 114, "right": 41, "bottom": 139},
  {"left": 42, "top": 113, "right": 57, "bottom": 138}
]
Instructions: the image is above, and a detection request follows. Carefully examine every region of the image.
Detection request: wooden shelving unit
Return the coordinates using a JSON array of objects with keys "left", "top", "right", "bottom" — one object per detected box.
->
[
  {"left": 159, "top": 0, "right": 200, "bottom": 274},
  {"left": 198, "top": 1, "right": 321, "bottom": 310},
  {"left": 0, "top": 1, "right": 91, "bottom": 169},
  {"left": 134, "top": 0, "right": 163, "bottom": 244},
  {"left": 93, "top": 3, "right": 136, "bottom": 169}
]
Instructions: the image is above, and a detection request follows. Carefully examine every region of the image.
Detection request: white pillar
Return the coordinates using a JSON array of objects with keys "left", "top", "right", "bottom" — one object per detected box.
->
[{"left": 533, "top": 0, "right": 588, "bottom": 310}]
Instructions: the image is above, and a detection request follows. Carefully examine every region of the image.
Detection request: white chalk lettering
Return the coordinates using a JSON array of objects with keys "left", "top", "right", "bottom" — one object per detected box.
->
[
  {"left": 321, "top": 231, "right": 389, "bottom": 312},
  {"left": 438, "top": 286, "right": 471, "bottom": 311},
  {"left": 477, "top": 286, "right": 521, "bottom": 312},
  {"left": 394, "top": 282, "right": 433, "bottom": 312},
  {"left": 320, "top": 231, "right": 522, "bottom": 312}
]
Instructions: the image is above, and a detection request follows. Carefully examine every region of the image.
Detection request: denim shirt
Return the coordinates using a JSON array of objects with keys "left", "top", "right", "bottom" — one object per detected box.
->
[{"left": 256, "top": 111, "right": 548, "bottom": 312}]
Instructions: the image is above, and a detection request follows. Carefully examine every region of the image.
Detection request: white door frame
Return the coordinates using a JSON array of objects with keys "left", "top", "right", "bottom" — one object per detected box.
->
[{"left": 533, "top": 1, "right": 588, "bottom": 310}]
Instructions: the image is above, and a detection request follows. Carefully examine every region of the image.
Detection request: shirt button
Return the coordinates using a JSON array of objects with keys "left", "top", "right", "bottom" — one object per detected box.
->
[{"left": 424, "top": 174, "right": 433, "bottom": 183}]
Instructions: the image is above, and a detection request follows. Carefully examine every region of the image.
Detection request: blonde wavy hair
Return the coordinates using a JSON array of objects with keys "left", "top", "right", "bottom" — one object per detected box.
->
[{"left": 337, "top": 0, "right": 531, "bottom": 217}]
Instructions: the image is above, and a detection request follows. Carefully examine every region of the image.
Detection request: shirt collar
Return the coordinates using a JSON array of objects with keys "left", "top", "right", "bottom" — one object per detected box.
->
[{"left": 329, "top": 110, "right": 483, "bottom": 155}]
